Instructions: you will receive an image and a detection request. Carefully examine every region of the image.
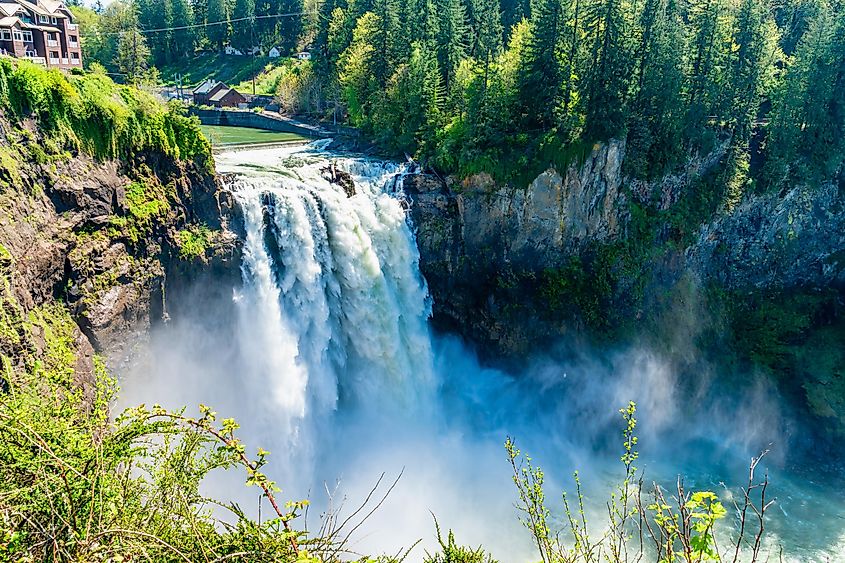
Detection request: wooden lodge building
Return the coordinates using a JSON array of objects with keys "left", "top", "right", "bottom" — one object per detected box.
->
[
  {"left": 0, "top": 0, "right": 81, "bottom": 70},
  {"left": 192, "top": 80, "right": 247, "bottom": 108}
]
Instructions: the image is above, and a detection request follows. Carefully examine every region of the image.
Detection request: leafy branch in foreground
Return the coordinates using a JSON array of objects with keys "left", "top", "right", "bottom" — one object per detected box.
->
[
  {"left": 506, "top": 401, "right": 777, "bottom": 562},
  {"left": 118, "top": 403, "right": 306, "bottom": 556}
]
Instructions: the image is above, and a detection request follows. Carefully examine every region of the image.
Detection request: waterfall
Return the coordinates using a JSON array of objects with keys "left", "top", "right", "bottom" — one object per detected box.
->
[
  {"left": 226, "top": 148, "right": 437, "bottom": 453},
  {"left": 118, "top": 144, "right": 844, "bottom": 562}
]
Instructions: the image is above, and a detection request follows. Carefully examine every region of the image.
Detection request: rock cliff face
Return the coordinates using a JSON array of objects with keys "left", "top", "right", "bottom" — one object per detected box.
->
[
  {"left": 406, "top": 140, "right": 844, "bottom": 342},
  {"left": 404, "top": 139, "right": 845, "bottom": 435},
  {"left": 688, "top": 182, "right": 845, "bottom": 290},
  {"left": 0, "top": 123, "right": 239, "bottom": 386}
]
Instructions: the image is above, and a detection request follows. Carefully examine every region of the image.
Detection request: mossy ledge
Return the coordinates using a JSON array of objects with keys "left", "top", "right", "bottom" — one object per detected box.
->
[{"left": 0, "top": 60, "right": 238, "bottom": 379}]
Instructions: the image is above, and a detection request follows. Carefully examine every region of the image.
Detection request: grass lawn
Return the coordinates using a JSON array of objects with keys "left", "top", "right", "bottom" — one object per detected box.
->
[
  {"left": 160, "top": 54, "right": 274, "bottom": 89},
  {"left": 200, "top": 125, "right": 308, "bottom": 146}
]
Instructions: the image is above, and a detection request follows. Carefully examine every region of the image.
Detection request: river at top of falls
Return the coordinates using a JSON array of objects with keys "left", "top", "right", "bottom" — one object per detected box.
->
[{"left": 121, "top": 142, "right": 845, "bottom": 562}]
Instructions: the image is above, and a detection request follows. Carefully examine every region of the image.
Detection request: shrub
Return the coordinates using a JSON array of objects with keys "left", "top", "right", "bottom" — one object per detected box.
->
[
  {"left": 176, "top": 224, "right": 215, "bottom": 260},
  {"left": 0, "top": 58, "right": 210, "bottom": 164}
]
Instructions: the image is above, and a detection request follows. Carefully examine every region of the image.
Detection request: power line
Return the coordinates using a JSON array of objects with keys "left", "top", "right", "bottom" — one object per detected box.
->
[{"left": 96, "top": 11, "right": 317, "bottom": 37}]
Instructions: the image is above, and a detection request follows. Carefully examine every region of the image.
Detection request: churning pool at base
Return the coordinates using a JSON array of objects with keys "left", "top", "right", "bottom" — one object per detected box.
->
[{"left": 121, "top": 143, "right": 845, "bottom": 562}]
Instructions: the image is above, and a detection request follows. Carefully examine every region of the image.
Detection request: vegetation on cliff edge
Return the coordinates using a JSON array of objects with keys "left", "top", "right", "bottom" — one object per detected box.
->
[{"left": 0, "top": 58, "right": 210, "bottom": 165}]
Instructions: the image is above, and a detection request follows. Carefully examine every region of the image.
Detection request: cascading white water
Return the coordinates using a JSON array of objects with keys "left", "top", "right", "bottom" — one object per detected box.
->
[
  {"left": 121, "top": 143, "right": 845, "bottom": 562},
  {"left": 224, "top": 148, "right": 437, "bottom": 459}
]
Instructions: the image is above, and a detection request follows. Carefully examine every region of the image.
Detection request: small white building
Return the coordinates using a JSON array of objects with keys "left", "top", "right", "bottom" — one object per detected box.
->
[
  {"left": 268, "top": 46, "right": 281, "bottom": 58},
  {"left": 224, "top": 45, "right": 260, "bottom": 56},
  {"left": 295, "top": 51, "right": 311, "bottom": 61}
]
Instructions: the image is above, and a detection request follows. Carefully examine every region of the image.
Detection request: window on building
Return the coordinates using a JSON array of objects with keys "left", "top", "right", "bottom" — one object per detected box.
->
[
  {"left": 13, "top": 30, "right": 22, "bottom": 42},
  {"left": 50, "top": 17, "right": 57, "bottom": 24},
  {"left": 0, "top": 29, "right": 11, "bottom": 41},
  {"left": 38, "top": 15, "right": 48, "bottom": 23},
  {"left": 22, "top": 31, "right": 33, "bottom": 42},
  {"left": 70, "top": 51, "right": 78, "bottom": 60},
  {"left": 69, "top": 35, "right": 77, "bottom": 44}
]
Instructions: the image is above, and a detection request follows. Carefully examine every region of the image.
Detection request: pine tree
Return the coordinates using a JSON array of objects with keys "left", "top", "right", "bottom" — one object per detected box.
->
[
  {"left": 338, "top": 11, "right": 380, "bottom": 125},
  {"left": 277, "top": 0, "right": 304, "bottom": 52},
  {"left": 500, "top": 0, "right": 530, "bottom": 39},
  {"left": 519, "top": 0, "right": 564, "bottom": 128},
  {"left": 370, "top": 0, "right": 400, "bottom": 84},
  {"left": 765, "top": 0, "right": 845, "bottom": 186},
  {"left": 139, "top": 0, "right": 174, "bottom": 65},
  {"left": 468, "top": 0, "right": 502, "bottom": 64},
  {"left": 626, "top": 0, "right": 686, "bottom": 177},
  {"left": 684, "top": 0, "right": 732, "bottom": 147},
  {"left": 206, "top": 0, "right": 230, "bottom": 50},
  {"left": 191, "top": 0, "right": 209, "bottom": 46},
  {"left": 231, "top": 0, "right": 257, "bottom": 51},
  {"left": 725, "top": 0, "right": 780, "bottom": 142},
  {"left": 468, "top": 0, "right": 502, "bottom": 92},
  {"left": 171, "top": 0, "right": 195, "bottom": 59},
  {"left": 434, "top": 0, "right": 467, "bottom": 89},
  {"left": 117, "top": 25, "right": 152, "bottom": 84},
  {"left": 582, "top": 0, "right": 630, "bottom": 140}
]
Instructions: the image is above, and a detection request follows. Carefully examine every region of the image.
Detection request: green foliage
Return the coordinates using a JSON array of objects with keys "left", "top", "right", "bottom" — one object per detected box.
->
[
  {"left": 0, "top": 58, "right": 210, "bottom": 165},
  {"left": 423, "top": 519, "right": 498, "bottom": 563},
  {"left": 83, "top": 0, "right": 841, "bottom": 189},
  {"left": 0, "top": 296, "right": 324, "bottom": 561},
  {"left": 108, "top": 180, "right": 172, "bottom": 246},
  {"left": 176, "top": 223, "right": 215, "bottom": 260},
  {"left": 507, "top": 402, "right": 767, "bottom": 563},
  {"left": 763, "top": 0, "right": 845, "bottom": 189},
  {"left": 724, "top": 289, "right": 827, "bottom": 374}
]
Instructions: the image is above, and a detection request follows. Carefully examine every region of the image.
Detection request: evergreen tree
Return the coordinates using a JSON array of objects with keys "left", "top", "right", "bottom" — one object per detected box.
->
[
  {"left": 206, "top": 0, "right": 230, "bottom": 50},
  {"left": 684, "top": 0, "right": 732, "bottom": 147},
  {"left": 231, "top": 0, "right": 257, "bottom": 51},
  {"left": 338, "top": 11, "right": 380, "bottom": 125},
  {"left": 626, "top": 0, "right": 686, "bottom": 177},
  {"left": 171, "top": 0, "right": 195, "bottom": 59},
  {"left": 191, "top": 0, "right": 209, "bottom": 46},
  {"left": 582, "top": 0, "right": 630, "bottom": 140},
  {"left": 468, "top": 0, "right": 503, "bottom": 65},
  {"left": 765, "top": 0, "right": 845, "bottom": 186},
  {"left": 561, "top": 0, "right": 582, "bottom": 116},
  {"left": 138, "top": 0, "right": 174, "bottom": 66},
  {"left": 277, "top": 0, "right": 304, "bottom": 52},
  {"left": 117, "top": 25, "right": 152, "bottom": 83},
  {"left": 724, "top": 0, "right": 780, "bottom": 142},
  {"left": 519, "top": 0, "right": 564, "bottom": 128},
  {"left": 375, "top": 42, "right": 444, "bottom": 155},
  {"left": 500, "top": 0, "right": 530, "bottom": 39},
  {"left": 434, "top": 0, "right": 467, "bottom": 89},
  {"left": 370, "top": 0, "right": 400, "bottom": 84}
]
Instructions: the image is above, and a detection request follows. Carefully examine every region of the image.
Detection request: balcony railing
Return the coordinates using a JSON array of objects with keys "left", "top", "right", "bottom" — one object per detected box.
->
[
  {"left": 25, "top": 56, "right": 46, "bottom": 65},
  {"left": 61, "top": 57, "right": 68, "bottom": 64},
  {"left": 49, "top": 57, "right": 59, "bottom": 65},
  {"left": 71, "top": 58, "right": 79, "bottom": 65},
  {"left": 69, "top": 40, "right": 78, "bottom": 47},
  {"left": 67, "top": 23, "right": 78, "bottom": 31},
  {"left": 47, "top": 39, "right": 58, "bottom": 47}
]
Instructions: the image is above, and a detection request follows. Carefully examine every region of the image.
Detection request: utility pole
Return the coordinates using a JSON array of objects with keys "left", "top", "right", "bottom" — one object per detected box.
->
[{"left": 251, "top": 18, "right": 256, "bottom": 96}]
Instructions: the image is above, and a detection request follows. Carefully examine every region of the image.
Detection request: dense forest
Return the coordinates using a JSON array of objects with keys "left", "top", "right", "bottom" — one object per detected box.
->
[{"left": 73, "top": 0, "right": 844, "bottom": 192}]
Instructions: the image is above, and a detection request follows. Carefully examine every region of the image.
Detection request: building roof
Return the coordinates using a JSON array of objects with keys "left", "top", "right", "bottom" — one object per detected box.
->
[
  {"left": 0, "top": 14, "right": 20, "bottom": 26},
  {"left": 209, "top": 87, "right": 243, "bottom": 102},
  {"left": 40, "top": 0, "right": 65, "bottom": 13},
  {"left": 0, "top": 3, "right": 23, "bottom": 16},
  {"left": 193, "top": 79, "right": 226, "bottom": 95},
  {"left": 30, "top": 23, "right": 59, "bottom": 32}
]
